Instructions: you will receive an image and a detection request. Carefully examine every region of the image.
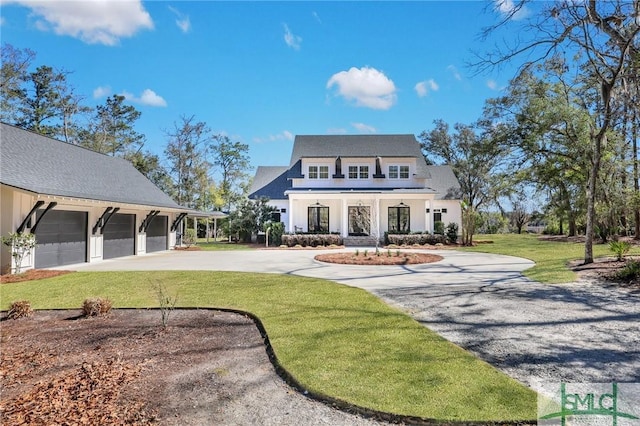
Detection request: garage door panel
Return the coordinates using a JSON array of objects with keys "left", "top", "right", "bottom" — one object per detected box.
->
[
  {"left": 103, "top": 238, "right": 134, "bottom": 259},
  {"left": 103, "top": 213, "right": 135, "bottom": 259},
  {"left": 146, "top": 215, "right": 168, "bottom": 253},
  {"left": 35, "top": 210, "right": 87, "bottom": 268}
]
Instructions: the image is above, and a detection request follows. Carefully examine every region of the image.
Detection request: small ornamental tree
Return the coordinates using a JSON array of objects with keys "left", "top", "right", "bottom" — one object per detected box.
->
[
  {"left": 446, "top": 222, "right": 459, "bottom": 244},
  {"left": 2, "top": 232, "right": 37, "bottom": 274}
]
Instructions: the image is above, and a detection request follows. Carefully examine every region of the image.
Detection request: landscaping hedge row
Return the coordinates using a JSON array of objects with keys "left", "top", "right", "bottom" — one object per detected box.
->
[
  {"left": 385, "top": 233, "right": 448, "bottom": 246},
  {"left": 281, "top": 234, "right": 343, "bottom": 247}
]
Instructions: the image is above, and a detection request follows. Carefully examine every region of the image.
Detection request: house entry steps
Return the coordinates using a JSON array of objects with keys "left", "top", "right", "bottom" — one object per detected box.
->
[{"left": 343, "top": 236, "right": 380, "bottom": 247}]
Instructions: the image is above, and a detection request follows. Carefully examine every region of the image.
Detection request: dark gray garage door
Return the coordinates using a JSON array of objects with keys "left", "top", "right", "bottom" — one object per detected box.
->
[
  {"left": 146, "top": 215, "right": 168, "bottom": 253},
  {"left": 34, "top": 210, "right": 87, "bottom": 268},
  {"left": 103, "top": 213, "right": 135, "bottom": 259}
]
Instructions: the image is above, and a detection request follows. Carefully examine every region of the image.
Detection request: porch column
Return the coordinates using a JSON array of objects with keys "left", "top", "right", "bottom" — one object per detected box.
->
[
  {"left": 342, "top": 198, "right": 348, "bottom": 238},
  {"left": 288, "top": 196, "right": 294, "bottom": 233},
  {"left": 194, "top": 217, "right": 198, "bottom": 240},
  {"left": 374, "top": 196, "right": 381, "bottom": 240},
  {"left": 425, "top": 200, "right": 432, "bottom": 233}
]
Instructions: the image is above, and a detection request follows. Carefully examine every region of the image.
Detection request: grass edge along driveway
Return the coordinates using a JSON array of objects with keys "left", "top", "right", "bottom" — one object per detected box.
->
[
  {"left": 461, "top": 233, "right": 640, "bottom": 283},
  {"left": 1, "top": 270, "right": 537, "bottom": 422}
]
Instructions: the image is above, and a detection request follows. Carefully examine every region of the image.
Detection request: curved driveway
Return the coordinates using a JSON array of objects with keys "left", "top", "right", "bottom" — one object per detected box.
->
[{"left": 72, "top": 248, "right": 640, "bottom": 388}]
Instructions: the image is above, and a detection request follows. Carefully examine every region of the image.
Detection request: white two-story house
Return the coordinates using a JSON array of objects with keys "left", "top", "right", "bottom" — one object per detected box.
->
[{"left": 249, "top": 134, "right": 462, "bottom": 242}]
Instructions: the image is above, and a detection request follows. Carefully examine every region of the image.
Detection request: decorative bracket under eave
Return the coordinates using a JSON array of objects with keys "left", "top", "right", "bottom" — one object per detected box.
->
[
  {"left": 16, "top": 200, "right": 45, "bottom": 233},
  {"left": 30, "top": 202, "right": 58, "bottom": 234},
  {"left": 171, "top": 212, "right": 188, "bottom": 232},
  {"left": 139, "top": 210, "right": 160, "bottom": 233},
  {"left": 99, "top": 207, "right": 120, "bottom": 235},
  {"left": 92, "top": 207, "right": 113, "bottom": 235}
]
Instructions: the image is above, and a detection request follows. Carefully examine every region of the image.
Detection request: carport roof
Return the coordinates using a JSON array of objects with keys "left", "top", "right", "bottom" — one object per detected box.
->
[{"left": 0, "top": 123, "right": 184, "bottom": 210}]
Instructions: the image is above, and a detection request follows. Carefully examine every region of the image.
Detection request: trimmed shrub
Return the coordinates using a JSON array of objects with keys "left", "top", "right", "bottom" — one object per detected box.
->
[
  {"left": 386, "top": 233, "right": 447, "bottom": 246},
  {"left": 267, "top": 222, "right": 284, "bottom": 246},
  {"left": 446, "top": 222, "right": 459, "bottom": 244},
  {"left": 82, "top": 297, "right": 113, "bottom": 317},
  {"left": 281, "top": 233, "right": 343, "bottom": 247},
  {"left": 433, "top": 221, "right": 445, "bottom": 235},
  {"left": 7, "top": 300, "right": 33, "bottom": 319}
]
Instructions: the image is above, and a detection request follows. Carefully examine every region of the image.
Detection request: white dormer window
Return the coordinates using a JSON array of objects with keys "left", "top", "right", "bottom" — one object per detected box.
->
[
  {"left": 348, "top": 165, "right": 369, "bottom": 179},
  {"left": 309, "top": 165, "right": 329, "bottom": 179},
  {"left": 389, "top": 165, "right": 409, "bottom": 179}
]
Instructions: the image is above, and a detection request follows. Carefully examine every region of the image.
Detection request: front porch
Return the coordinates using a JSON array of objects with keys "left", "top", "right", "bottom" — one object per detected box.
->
[{"left": 285, "top": 192, "right": 460, "bottom": 240}]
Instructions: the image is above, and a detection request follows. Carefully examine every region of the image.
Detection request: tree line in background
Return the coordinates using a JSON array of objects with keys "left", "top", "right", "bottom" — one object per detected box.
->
[
  {"left": 421, "top": 1, "right": 639, "bottom": 263},
  {"left": 0, "top": 43, "right": 252, "bottom": 226}
]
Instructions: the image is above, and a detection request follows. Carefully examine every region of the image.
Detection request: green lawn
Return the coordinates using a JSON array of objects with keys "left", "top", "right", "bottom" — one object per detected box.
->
[
  {"left": 1, "top": 271, "right": 537, "bottom": 422},
  {"left": 460, "top": 233, "right": 640, "bottom": 283},
  {"left": 195, "top": 240, "right": 253, "bottom": 251}
]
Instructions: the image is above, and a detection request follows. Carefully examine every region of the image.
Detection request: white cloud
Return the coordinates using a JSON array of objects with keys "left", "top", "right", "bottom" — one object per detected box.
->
[
  {"left": 121, "top": 89, "right": 167, "bottom": 107},
  {"left": 93, "top": 85, "right": 111, "bottom": 99},
  {"left": 326, "top": 66, "right": 397, "bottom": 110},
  {"left": 351, "top": 122, "right": 376, "bottom": 134},
  {"left": 447, "top": 65, "right": 462, "bottom": 81},
  {"left": 6, "top": 0, "right": 153, "bottom": 45},
  {"left": 312, "top": 11, "right": 322, "bottom": 24},
  {"left": 168, "top": 6, "right": 191, "bottom": 33},
  {"left": 253, "top": 130, "right": 294, "bottom": 143},
  {"left": 0, "top": 16, "right": 5, "bottom": 26},
  {"left": 283, "top": 23, "right": 302, "bottom": 50},
  {"left": 487, "top": 79, "right": 498, "bottom": 90},
  {"left": 139, "top": 89, "right": 167, "bottom": 107},
  {"left": 414, "top": 79, "right": 439, "bottom": 97},
  {"left": 494, "top": 0, "right": 530, "bottom": 21}
]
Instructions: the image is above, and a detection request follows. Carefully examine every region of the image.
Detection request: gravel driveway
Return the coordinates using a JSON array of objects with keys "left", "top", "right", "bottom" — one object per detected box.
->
[
  {"left": 375, "top": 275, "right": 640, "bottom": 388},
  {"left": 74, "top": 249, "right": 640, "bottom": 390}
]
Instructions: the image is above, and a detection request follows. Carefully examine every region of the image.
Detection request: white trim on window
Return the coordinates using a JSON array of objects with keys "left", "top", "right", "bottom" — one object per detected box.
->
[
  {"left": 388, "top": 164, "right": 410, "bottom": 179},
  {"left": 308, "top": 165, "right": 329, "bottom": 180},
  {"left": 348, "top": 165, "right": 369, "bottom": 179}
]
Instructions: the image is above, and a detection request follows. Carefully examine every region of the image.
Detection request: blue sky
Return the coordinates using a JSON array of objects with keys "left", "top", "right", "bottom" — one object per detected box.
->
[{"left": 0, "top": 1, "right": 530, "bottom": 171}]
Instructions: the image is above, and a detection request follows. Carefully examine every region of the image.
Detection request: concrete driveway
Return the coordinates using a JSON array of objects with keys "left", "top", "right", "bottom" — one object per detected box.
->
[{"left": 72, "top": 248, "right": 640, "bottom": 388}]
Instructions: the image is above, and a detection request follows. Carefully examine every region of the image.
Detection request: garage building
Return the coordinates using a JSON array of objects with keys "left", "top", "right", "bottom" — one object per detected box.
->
[{"left": 0, "top": 123, "right": 190, "bottom": 273}]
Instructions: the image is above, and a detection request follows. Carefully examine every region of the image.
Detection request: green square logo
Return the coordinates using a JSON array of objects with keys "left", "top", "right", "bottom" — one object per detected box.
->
[{"left": 538, "top": 383, "right": 640, "bottom": 426}]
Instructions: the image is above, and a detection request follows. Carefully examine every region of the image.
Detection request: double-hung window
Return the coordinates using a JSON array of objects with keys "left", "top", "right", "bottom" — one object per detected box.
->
[
  {"left": 308, "top": 165, "right": 329, "bottom": 179},
  {"left": 348, "top": 165, "right": 369, "bottom": 179},
  {"left": 389, "top": 165, "right": 409, "bottom": 179}
]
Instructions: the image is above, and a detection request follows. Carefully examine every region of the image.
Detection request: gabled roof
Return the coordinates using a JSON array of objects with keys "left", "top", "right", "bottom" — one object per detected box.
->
[
  {"left": 425, "top": 165, "right": 461, "bottom": 200},
  {"left": 248, "top": 166, "right": 290, "bottom": 200},
  {"left": 289, "top": 134, "right": 431, "bottom": 178},
  {"left": 0, "top": 123, "right": 184, "bottom": 210}
]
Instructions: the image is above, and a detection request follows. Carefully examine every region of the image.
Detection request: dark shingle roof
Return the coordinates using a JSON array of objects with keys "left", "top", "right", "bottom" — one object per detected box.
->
[
  {"left": 248, "top": 166, "right": 290, "bottom": 200},
  {"left": 425, "top": 165, "right": 461, "bottom": 200},
  {"left": 0, "top": 123, "right": 183, "bottom": 209},
  {"left": 290, "top": 134, "right": 431, "bottom": 178}
]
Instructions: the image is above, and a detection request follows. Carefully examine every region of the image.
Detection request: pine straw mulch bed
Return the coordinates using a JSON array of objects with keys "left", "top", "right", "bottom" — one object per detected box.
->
[
  {"left": 0, "top": 270, "right": 73, "bottom": 284},
  {"left": 0, "top": 309, "right": 264, "bottom": 425},
  {"left": 315, "top": 251, "right": 443, "bottom": 265},
  {"left": 569, "top": 255, "right": 640, "bottom": 292}
]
